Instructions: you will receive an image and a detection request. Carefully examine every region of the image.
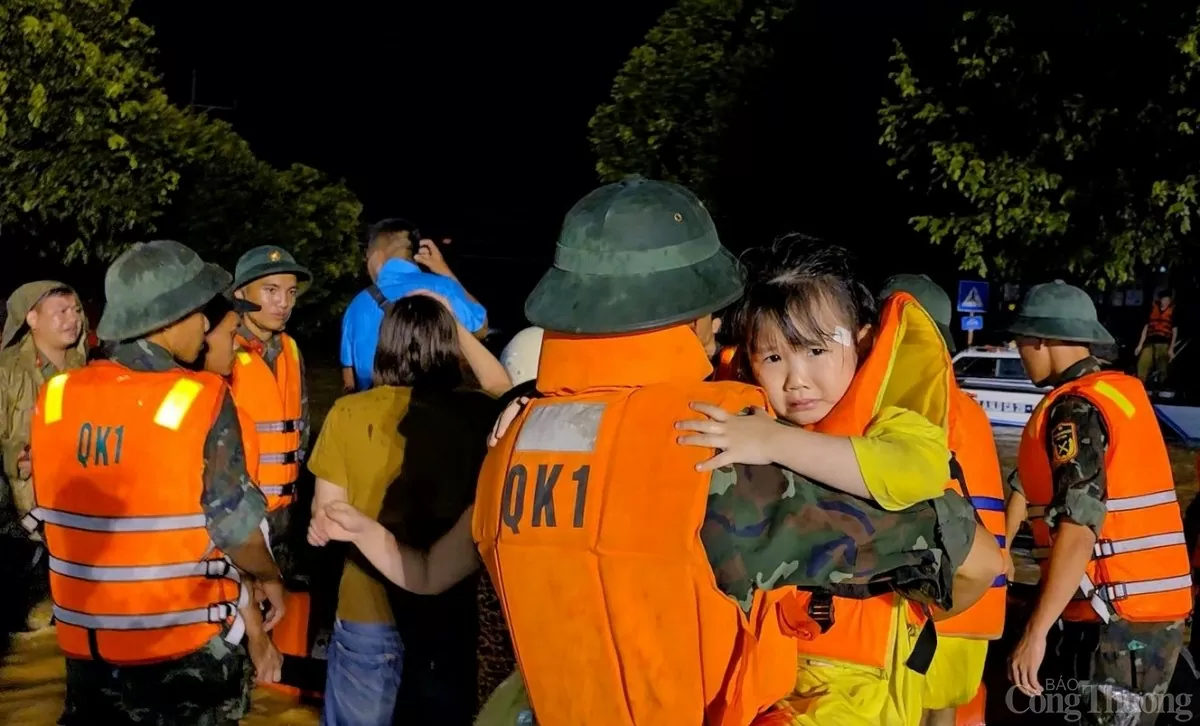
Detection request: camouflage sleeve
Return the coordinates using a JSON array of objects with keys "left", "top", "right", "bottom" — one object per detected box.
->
[
  {"left": 298, "top": 346, "right": 310, "bottom": 454},
  {"left": 202, "top": 391, "right": 268, "bottom": 552},
  {"left": 701, "top": 463, "right": 967, "bottom": 612},
  {"left": 1007, "top": 468, "right": 1024, "bottom": 496},
  {"left": 1043, "top": 394, "right": 1108, "bottom": 536}
]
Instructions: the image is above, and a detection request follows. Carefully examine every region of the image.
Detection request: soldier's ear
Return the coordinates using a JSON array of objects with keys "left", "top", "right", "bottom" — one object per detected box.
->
[
  {"left": 25, "top": 309, "right": 38, "bottom": 331},
  {"left": 712, "top": 317, "right": 722, "bottom": 337},
  {"left": 233, "top": 288, "right": 246, "bottom": 301}
]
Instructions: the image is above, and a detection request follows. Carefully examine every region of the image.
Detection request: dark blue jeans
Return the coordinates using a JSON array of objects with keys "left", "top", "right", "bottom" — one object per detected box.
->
[{"left": 321, "top": 619, "right": 403, "bottom": 726}]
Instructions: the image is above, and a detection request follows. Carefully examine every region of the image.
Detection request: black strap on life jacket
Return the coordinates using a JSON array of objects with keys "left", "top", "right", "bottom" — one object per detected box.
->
[
  {"left": 366, "top": 284, "right": 388, "bottom": 309},
  {"left": 905, "top": 613, "right": 938, "bottom": 675},
  {"left": 807, "top": 590, "right": 835, "bottom": 633}
]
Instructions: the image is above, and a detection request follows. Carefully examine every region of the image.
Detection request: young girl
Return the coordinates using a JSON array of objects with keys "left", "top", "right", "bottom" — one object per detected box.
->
[{"left": 675, "top": 236, "right": 999, "bottom": 726}]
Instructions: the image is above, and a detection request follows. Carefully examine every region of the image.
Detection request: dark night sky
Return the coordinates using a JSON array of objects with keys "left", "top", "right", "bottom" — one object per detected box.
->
[{"left": 130, "top": 2, "right": 974, "bottom": 335}]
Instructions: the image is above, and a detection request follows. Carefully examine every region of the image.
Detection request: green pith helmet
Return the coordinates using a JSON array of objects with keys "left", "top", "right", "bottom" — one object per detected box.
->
[
  {"left": 97, "top": 241, "right": 231, "bottom": 342},
  {"left": 880, "top": 273, "right": 956, "bottom": 353},
  {"left": 1005, "top": 280, "right": 1115, "bottom": 345},
  {"left": 232, "top": 245, "right": 312, "bottom": 292},
  {"left": 524, "top": 177, "right": 744, "bottom": 334}
]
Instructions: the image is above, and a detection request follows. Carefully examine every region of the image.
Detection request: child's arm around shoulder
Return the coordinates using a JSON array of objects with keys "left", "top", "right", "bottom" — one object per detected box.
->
[
  {"left": 676, "top": 403, "right": 949, "bottom": 508},
  {"left": 849, "top": 406, "right": 950, "bottom": 510}
]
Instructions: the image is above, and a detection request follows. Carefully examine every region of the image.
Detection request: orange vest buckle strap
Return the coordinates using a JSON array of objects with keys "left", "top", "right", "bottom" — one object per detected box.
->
[{"left": 21, "top": 507, "right": 248, "bottom": 644}]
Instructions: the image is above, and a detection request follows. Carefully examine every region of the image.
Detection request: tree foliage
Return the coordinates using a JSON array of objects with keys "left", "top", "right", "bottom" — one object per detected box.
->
[
  {"left": 880, "top": 4, "right": 1200, "bottom": 286},
  {"left": 589, "top": 0, "right": 795, "bottom": 203},
  {"left": 0, "top": 0, "right": 361, "bottom": 321}
]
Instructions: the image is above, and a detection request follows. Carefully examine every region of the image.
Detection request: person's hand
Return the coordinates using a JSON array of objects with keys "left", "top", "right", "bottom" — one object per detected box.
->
[
  {"left": 1003, "top": 548, "right": 1015, "bottom": 582},
  {"left": 16, "top": 446, "right": 31, "bottom": 480},
  {"left": 1169, "top": 347, "right": 1177, "bottom": 361},
  {"left": 257, "top": 577, "right": 287, "bottom": 633},
  {"left": 1134, "top": 344, "right": 1144, "bottom": 357},
  {"left": 319, "top": 501, "right": 373, "bottom": 543},
  {"left": 248, "top": 632, "right": 283, "bottom": 685},
  {"left": 1008, "top": 627, "right": 1048, "bottom": 697},
  {"left": 489, "top": 397, "right": 530, "bottom": 448},
  {"left": 414, "top": 238, "right": 453, "bottom": 277},
  {"left": 307, "top": 509, "right": 332, "bottom": 547},
  {"left": 405, "top": 288, "right": 455, "bottom": 313},
  {"left": 674, "top": 402, "right": 781, "bottom": 471}
]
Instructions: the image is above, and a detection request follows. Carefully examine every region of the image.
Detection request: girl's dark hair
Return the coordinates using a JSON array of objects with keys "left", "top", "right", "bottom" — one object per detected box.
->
[
  {"left": 372, "top": 296, "right": 464, "bottom": 390},
  {"left": 731, "top": 233, "right": 877, "bottom": 356}
]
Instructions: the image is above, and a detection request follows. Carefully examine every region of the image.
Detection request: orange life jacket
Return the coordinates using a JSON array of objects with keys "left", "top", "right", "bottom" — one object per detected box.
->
[
  {"left": 233, "top": 401, "right": 261, "bottom": 484},
  {"left": 1147, "top": 303, "right": 1175, "bottom": 339},
  {"left": 25, "top": 361, "right": 246, "bottom": 665},
  {"left": 715, "top": 345, "right": 739, "bottom": 381},
  {"left": 474, "top": 326, "right": 796, "bottom": 726},
  {"left": 230, "top": 333, "right": 303, "bottom": 510},
  {"left": 937, "top": 387, "right": 1007, "bottom": 640},
  {"left": 782, "top": 291, "right": 951, "bottom": 675},
  {"left": 1017, "top": 370, "right": 1193, "bottom": 623}
]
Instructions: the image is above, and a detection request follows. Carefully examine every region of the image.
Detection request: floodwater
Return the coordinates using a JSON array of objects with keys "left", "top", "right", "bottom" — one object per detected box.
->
[{"left": 0, "top": 605, "right": 320, "bottom": 724}]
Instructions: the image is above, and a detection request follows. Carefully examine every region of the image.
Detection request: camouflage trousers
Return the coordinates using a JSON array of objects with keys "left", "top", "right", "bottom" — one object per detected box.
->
[
  {"left": 1035, "top": 619, "right": 1188, "bottom": 726},
  {"left": 59, "top": 636, "right": 252, "bottom": 725}
]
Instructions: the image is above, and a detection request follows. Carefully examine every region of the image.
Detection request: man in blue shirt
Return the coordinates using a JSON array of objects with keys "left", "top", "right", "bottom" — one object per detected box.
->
[{"left": 341, "top": 218, "right": 488, "bottom": 392}]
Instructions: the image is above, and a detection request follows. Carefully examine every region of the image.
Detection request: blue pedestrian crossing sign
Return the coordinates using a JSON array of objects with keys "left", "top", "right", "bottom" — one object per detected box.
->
[
  {"left": 961, "top": 314, "right": 984, "bottom": 332},
  {"left": 957, "top": 280, "right": 990, "bottom": 313}
]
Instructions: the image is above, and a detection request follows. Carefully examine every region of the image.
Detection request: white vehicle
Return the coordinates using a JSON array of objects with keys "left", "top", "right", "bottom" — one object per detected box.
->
[{"left": 952, "top": 346, "right": 1048, "bottom": 428}]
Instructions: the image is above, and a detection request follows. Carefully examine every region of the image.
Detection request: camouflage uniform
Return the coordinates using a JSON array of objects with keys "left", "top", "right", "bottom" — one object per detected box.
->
[
  {"left": 234, "top": 322, "right": 309, "bottom": 582},
  {"left": 54, "top": 242, "right": 269, "bottom": 726},
  {"left": 704, "top": 463, "right": 973, "bottom": 614},
  {"left": 231, "top": 245, "right": 312, "bottom": 586},
  {"left": 1007, "top": 288, "right": 1187, "bottom": 726},
  {"left": 475, "top": 177, "right": 982, "bottom": 726}
]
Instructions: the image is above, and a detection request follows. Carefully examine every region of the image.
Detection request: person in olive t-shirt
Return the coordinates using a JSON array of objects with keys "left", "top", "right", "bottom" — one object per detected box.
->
[{"left": 308, "top": 293, "right": 510, "bottom": 726}]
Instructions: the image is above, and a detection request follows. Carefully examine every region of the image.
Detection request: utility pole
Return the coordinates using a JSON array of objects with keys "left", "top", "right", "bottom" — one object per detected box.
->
[{"left": 189, "top": 69, "right": 237, "bottom": 113}]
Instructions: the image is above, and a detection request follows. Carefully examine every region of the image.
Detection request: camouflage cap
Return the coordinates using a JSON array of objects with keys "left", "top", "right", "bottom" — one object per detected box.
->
[
  {"left": 2, "top": 280, "right": 77, "bottom": 348},
  {"left": 232, "top": 245, "right": 312, "bottom": 292},
  {"left": 97, "top": 240, "right": 232, "bottom": 342},
  {"left": 1005, "top": 280, "right": 1115, "bottom": 345},
  {"left": 880, "top": 274, "right": 956, "bottom": 353},
  {"left": 525, "top": 177, "right": 744, "bottom": 334}
]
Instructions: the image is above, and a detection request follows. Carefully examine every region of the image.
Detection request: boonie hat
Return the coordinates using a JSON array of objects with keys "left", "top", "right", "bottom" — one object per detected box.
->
[
  {"left": 2, "top": 280, "right": 77, "bottom": 348},
  {"left": 97, "top": 241, "right": 231, "bottom": 342},
  {"left": 1005, "top": 280, "right": 1115, "bottom": 345},
  {"left": 525, "top": 177, "right": 744, "bottom": 334}
]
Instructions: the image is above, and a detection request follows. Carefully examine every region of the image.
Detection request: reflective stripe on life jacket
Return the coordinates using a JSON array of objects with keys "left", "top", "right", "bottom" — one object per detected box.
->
[
  {"left": 784, "top": 291, "right": 952, "bottom": 675},
  {"left": 474, "top": 326, "right": 796, "bottom": 726},
  {"left": 1147, "top": 303, "right": 1175, "bottom": 339},
  {"left": 936, "top": 388, "right": 1007, "bottom": 640},
  {"left": 27, "top": 362, "right": 246, "bottom": 665},
  {"left": 1017, "top": 370, "right": 1193, "bottom": 623},
  {"left": 231, "top": 333, "right": 303, "bottom": 509}
]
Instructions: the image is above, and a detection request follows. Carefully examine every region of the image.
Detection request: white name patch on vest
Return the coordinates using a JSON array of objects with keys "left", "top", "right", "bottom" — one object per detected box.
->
[{"left": 515, "top": 402, "right": 605, "bottom": 453}]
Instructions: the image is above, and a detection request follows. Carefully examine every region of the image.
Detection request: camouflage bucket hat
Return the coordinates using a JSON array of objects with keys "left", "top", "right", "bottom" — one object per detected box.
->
[
  {"left": 525, "top": 177, "right": 744, "bottom": 334},
  {"left": 1005, "top": 280, "right": 1115, "bottom": 345},
  {"left": 232, "top": 245, "right": 312, "bottom": 292},
  {"left": 2, "top": 280, "right": 76, "bottom": 348},
  {"left": 97, "top": 240, "right": 232, "bottom": 342},
  {"left": 880, "top": 274, "right": 956, "bottom": 353}
]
